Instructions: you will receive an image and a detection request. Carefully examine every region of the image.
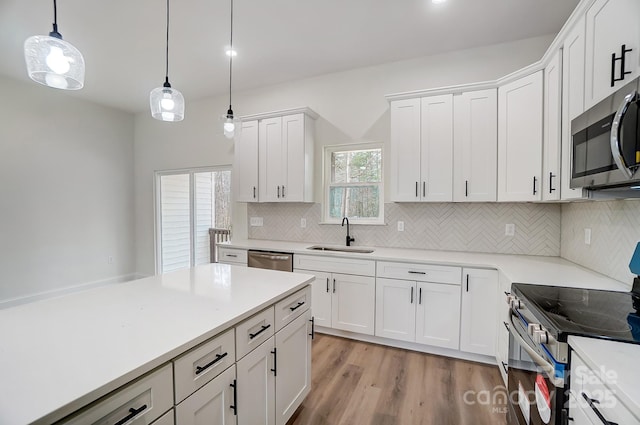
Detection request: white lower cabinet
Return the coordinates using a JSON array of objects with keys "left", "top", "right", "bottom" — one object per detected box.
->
[
  {"left": 460, "top": 268, "right": 499, "bottom": 357},
  {"left": 237, "top": 336, "right": 275, "bottom": 425},
  {"left": 294, "top": 254, "right": 376, "bottom": 336},
  {"left": 176, "top": 365, "right": 237, "bottom": 425},
  {"left": 375, "top": 262, "right": 462, "bottom": 350}
]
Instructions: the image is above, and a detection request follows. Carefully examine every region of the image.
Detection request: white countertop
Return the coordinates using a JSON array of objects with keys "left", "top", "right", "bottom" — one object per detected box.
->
[
  {"left": 224, "top": 239, "right": 630, "bottom": 291},
  {"left": 0, "top": 264, "right": 313, "bottom": 425},
  {"left": 569, "top": 335, "right": 640, "bottom": 420}
]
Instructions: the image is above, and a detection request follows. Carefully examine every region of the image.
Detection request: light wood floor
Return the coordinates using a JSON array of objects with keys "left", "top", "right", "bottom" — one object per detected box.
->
[{"left": 288, "top": 334, "right": 507, "bottom": 425}]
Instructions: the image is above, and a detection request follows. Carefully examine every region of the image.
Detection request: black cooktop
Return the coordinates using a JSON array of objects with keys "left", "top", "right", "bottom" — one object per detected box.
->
[{"left": 512, "top": 283, "right": 640, "bottom": 344}]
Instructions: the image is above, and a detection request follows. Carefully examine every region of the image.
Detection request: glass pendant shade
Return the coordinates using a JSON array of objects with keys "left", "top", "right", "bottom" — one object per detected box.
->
[
  {"left": 24, "top": 35, "right": 85, "bottom": 90},
  {"left": 150, "top": 84, "right": 185, "bottom": 122}
]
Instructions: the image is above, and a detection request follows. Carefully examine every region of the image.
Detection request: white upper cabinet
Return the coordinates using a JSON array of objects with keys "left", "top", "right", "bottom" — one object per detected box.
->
[
  {"left": 584, "top": 0, "right": 640, "bottom": 109},
  {"left": 390, "top": 95, "right": 453, "bottom": 202},
  {"left": 542, "top": 50, "right": 562, "bottom": 201},
  {"left": 235, "top": 120, "right": 259, "bottom": 202},
  {"left": 561, "top": 16, "right": 588, "bottom": 200},
  {"left": 497, "top": 71, "right": 543, "bottom": 202},
  {"left": 259, "top": 117, "right": 284, "bottom": 202},
  {"left": 452, "top": 89, "right": 498, "bottom": 202}
]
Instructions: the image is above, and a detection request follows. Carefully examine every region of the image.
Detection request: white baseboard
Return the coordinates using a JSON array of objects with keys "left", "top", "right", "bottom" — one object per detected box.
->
[
  {"left": 315, "top": 326, "right": 497, "bottom": 366},
  {"left": 0, "top": 273, "right": 141, "bottom": 310}
]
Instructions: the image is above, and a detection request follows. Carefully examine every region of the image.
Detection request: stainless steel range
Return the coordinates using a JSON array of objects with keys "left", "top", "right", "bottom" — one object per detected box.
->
[{"left": 505, "top": 283, "right": 640, "bottom": 425}]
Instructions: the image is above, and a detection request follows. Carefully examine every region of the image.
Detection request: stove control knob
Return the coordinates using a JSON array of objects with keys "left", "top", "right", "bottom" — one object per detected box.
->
[
  {"left": 505, "top": 295, "right": 514, "bottom": 305},
  {"left": 533, "top": 330, "right": 549, "bottom": 345},
  {"left": 527, "top": 323, "right": 542, "bottom": 336},
  {"left": 510, "top": 298, "right": 523, "bottom": 310}
]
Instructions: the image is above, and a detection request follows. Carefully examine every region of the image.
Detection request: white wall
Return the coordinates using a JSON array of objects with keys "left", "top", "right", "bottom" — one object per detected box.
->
[
  {"left": 0, "top": 76, "right": 135, "bottom": 305},
  {"left": 134, "top": 35, "right": 554, "bottom": 275}
]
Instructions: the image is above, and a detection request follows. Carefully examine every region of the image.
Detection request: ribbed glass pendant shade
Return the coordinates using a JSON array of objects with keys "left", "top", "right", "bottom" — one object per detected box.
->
[
  {"left": 150, "top": 84, "right": 185, "bottom": 122},
  {"left": 24, "top": 35, "right": 85, "bottom": 90}
]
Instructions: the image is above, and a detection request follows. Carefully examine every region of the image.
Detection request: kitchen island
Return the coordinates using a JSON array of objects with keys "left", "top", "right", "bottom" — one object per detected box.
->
[{"left": 0, "top": 264, "right": 313, "bottom": 425}]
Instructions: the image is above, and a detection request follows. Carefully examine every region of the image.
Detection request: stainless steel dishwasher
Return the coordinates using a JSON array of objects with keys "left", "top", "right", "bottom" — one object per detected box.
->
[{"left": 247, "top": 250, "right": 293, "bottom": 272}]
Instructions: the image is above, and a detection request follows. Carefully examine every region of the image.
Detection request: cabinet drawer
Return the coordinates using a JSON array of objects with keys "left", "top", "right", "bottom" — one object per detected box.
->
[
  {"left": 218, "top": 247, "right": 247, "bottom": 264},
  {"left": 275, "top": 286, "right": 311, "bottom": 331},
  {"left": 174, "top": 328, "right": 236, "bottom": 403},
  {"left": 152, "top": 409, "right": 174, "bottom": 425},
  {"left": 236, "top": 307, "right": 275, "bottom": 360},
  {"left": 294, "top": 254, "right": 375, "bottom": 276},
  {"left": 376, "top": 261, "right": 461, "bottom": 284},
  {"left": 61, "top": 364, "right": 173, "bottom": 425}
]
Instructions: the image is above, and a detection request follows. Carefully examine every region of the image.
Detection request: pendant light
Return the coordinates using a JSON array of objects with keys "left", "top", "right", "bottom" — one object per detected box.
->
[
  {"left": 24, "top": 0, "right": 85, "bottom": 90},
  {"left": 223, "top": 0, "right": 239, "bottom": 139},
  {"left": 150, "top": 0, "right": 185, "bottom": 122}
]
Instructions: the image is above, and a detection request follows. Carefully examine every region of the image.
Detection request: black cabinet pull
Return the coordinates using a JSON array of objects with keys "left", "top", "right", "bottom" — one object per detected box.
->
[
  {"left": 423, "top": 181, "right": 426, "bottom": 197},
  {"left": 230, "top": 379, "right": 237, "bottom": 416},
  {"left": 504, "top": 291, "right": 510, "bottom": 296},
  {"left": 466, "top": 274, "right": 469, "bottom": 292},
  {"left": 271, "top": 348, "right": 277, "bottom": 376},
  {"left": 533, "top": 176, "right": 537, "bottom": 195},
  {"left": 277, "top": 186, "right": 280, "bottom": 198},
  {"left": 333, "top": 278, "right": 336, "bottom": 293},
  {"left": 415, "top": 181, "right": 418, "bottom": 197},
  {"left": 114, "top": 405, "right": 147, "bottom": 425},
  {"left": 309, "top": 316, "right": 315, "bottom": 339},
  {"left": 465, "top": 180, "right": 468, "bottom": 197},
  {"left": 226, "top": 254, "right": 238, "bottom": 258},
  {"left": 282, "top": 186, "right": 285, "bottom": 197},
  {"left": 549, "top": 172, "right": 556, "bottom": 193},
  {"left": 290, "top": 301, "right": 305, "bottom": 311},
  {"left": 611, "top": 44, "right": 633, "bottom": 87},
  {"left": 419, "top": 287, "right": 422, "bottom": 305},
  {"left": 253, "top": 186, "right": 256, "bottom": 199},
  {"left": 195, "top": 352, "right": 228, "bottom": 375},
  {"left": 503, "top": 321, "right": 509, "bottom": 332},
  {"left": 326, "top": 277, "right": 329, "bottom": 293},
  {"left": 501, "top": 362, "right": 508, "bottom": 375},
  {"left": 410, "top": 286, "right": 414, "bottom": 304},
  {"left": 249, "top": 324, "right": 271, "bottom": 339},
  {"left": 581, "top": 392, "right": 618, "bottom": 425},
  {"left": 408, "top": 271, "right": 426, "bottom": 275}
]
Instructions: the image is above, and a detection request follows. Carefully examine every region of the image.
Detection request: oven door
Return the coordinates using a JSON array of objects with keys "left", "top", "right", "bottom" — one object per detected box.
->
[{"left": 507, "top": 313, "right": 567, "bottom": 425}]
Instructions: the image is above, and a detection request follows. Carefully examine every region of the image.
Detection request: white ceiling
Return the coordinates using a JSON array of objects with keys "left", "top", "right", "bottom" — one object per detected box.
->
[{"left": 0, "top": 0, "right": 580, "bottom": 113}]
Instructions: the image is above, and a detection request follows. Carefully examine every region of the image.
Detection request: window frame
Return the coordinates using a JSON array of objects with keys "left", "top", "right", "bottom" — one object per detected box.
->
[
  {"left": 323, "top": 142, "right": 384, "bottom": 225},
  {"left": 154, "top": 165, "right": 232, "bottom": 274}
]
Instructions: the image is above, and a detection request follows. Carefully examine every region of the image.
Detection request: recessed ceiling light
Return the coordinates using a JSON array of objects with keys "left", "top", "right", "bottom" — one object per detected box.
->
[{"left": 432, "top": 0, "right": 447, "bottom": 4}]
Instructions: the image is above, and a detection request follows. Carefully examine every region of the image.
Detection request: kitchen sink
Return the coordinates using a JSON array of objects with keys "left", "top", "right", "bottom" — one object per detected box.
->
[{"left": 306, "top": 245, "right": 374, "bottom": 254}]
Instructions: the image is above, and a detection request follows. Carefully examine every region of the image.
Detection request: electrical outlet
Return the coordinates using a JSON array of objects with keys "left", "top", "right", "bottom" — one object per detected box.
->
[
  {"left": 584, "top": 228, "right": 591, "bottom": 245},
  {"left": 250, "top": 217, "right": 263, "bottom": 227},
  {"left": 505, "top": 223, "right": 515, "bottom": 237},
  {"left": 397, "top": 221, "right": 405, "bottom": 231},
  {"left": 301, "top": 218, "right": 307, "bottom": 228}
]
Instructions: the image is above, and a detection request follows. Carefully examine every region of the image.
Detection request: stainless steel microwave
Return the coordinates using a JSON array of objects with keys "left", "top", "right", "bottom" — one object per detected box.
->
[{"left": 571, "top": 77, "right": 640, "bottom": 192}]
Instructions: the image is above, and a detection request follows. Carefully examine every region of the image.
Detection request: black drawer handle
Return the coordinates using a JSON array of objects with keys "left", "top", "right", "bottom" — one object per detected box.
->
[
  {"left": 271, "top": 348, "right": 277, "bottom": 376},
  {"left": 501, "top": 362, "right": 508, "bottom": 375},
  {"left": 249, "top": 324, "right": 271, "bottom": 339},
  {"left": 309, "top": 317, "right": 315, "bottom": 339},
  {"left": 581, "top": 392, "right": 619, "bottom": 425},
  {"left": 195, "top": 352, "right": 228, "bottom": 375},
  {"left": 226, "top": 254, "right": 238, "bottom": 258},
  {"left": 230, "top": 379, "right": 237, "bottom": 415},
  {"left": 503, "top": 321, "right": 509, "bottom": 331},
  {"left": 114, "top": 405, "right": 147, "bottom": 425},
  {"left": 408, "top": 271, "right": 426, "bottom": 275},
  {"left": 290, "top": 301, "right": 305, "bottom": 311}
]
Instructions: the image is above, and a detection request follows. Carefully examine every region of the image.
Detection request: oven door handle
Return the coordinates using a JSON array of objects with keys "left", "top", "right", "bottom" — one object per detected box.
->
[
  {"left": 610, "top": 90, "right": 639, "bottom": 179},
  {"left": 509, "top": 314, "right": 564, "bottom": 387}
]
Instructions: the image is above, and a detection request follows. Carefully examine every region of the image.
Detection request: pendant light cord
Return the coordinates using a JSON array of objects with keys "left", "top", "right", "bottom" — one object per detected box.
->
[
  {"left": 228, "top": 0, "right": 233, "bottom": 109},
  {"left": 51, "top": 0, "right": 59, "bottom": 35},
  {"left": 165, "top": 0, "right": 170, "bottom": 84}
]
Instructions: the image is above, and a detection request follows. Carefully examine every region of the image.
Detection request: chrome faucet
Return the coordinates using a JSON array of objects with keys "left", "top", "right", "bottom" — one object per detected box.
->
[{"left": 341, "top": 217, "right": 355, "bottom": 246}]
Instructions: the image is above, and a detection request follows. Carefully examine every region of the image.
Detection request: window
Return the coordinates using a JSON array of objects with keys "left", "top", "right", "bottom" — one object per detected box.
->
[
  {"left": 324, "top": 143, "right": 383, "bottom": 224},
  {"left": 156, "top": 167, "right": 231, "bottom": 274}
]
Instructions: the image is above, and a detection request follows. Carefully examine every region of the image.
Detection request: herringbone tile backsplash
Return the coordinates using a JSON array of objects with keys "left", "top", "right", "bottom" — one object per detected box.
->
[
  {"left": 247, "top": 203, "right": 561, "bottom": 256},
  {"left": 561, "top": 199, "right": 640, "bottom": 284}
]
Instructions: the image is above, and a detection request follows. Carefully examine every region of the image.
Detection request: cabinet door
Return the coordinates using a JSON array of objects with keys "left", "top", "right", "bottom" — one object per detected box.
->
[
  {"left": 460, "top": 268, "right": 498, "bottom": 357},
  {"left": 237, "top": 336, "right": 275, "bottom": 425},
  {"left": 497, "top": 71, "right": 543, "bottom": 201},
  {"left": 259, "top": 117, "right": 284, "bottom": 202},
  {"left": 301, "top": 270, "right": 332, "bottom": 328},
  {"left": 543, "top": 49, "right": 562, "bottom": 201},
  {"left": 282, "top": 114, "right": 305, "bottom": 202},
  {"left": 275, "top": 310, "right": 312, "bottom": 425},
  {"left": 176, "top": 365, "right": 237, "bottom": 425},
  {"left": 331, "top": 273, "right": 375, "bottom": 335},
  {"left": 234, "top": 120, "right": 259, "bottom": 202},
  {"left": 415, "top": 281, "right": 461, "bottom": 349},
  {"left": 584, "top": 0, "right": 640, "bottom": 108},
  {"left": 390, "top": 98, "right": 422, "bottom": 201},
  {"left": 453, "top": 89, "right": 498, "bottom": 202},
  {"left": 561, "top": 16, "right": 588, "bottom": 200},
  {"left": 375, "top": 278, "right": 416, "bottom": 342},
  {"left": 421, "top": 94, "right": 454, "bottom": 201}
]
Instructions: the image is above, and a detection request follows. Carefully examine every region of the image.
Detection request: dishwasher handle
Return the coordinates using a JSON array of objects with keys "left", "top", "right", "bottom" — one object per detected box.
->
[{"left": 249, "top": 253, "right": 291, "bottom": 261}]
